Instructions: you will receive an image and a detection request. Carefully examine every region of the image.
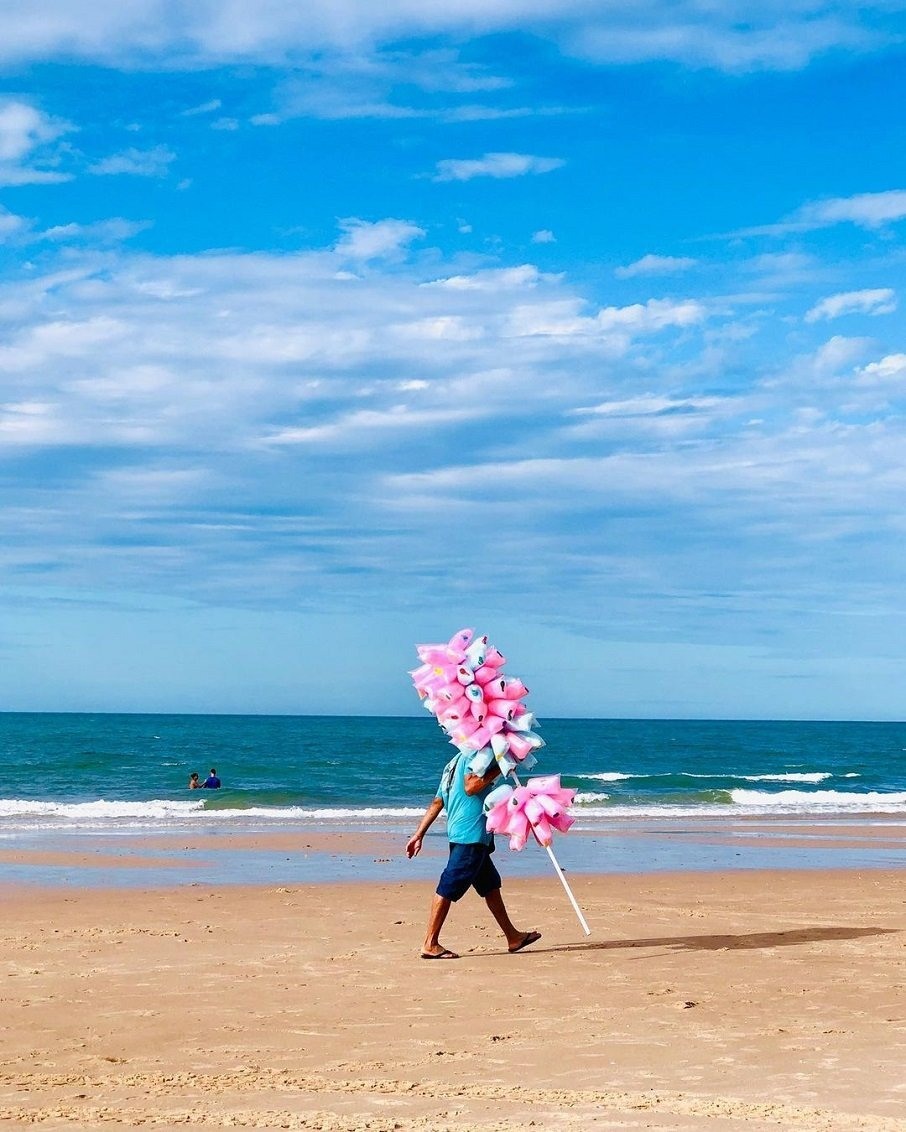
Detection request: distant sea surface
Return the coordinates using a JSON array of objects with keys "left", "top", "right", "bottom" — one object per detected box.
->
[{"left": 2, "top": 713, "right": 906, "bottom": 836}]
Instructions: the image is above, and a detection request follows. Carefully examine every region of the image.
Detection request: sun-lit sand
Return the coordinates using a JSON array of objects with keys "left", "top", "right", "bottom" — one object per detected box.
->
[{"left": 1, "top": 863, "right": 905, "bottom": 1130}]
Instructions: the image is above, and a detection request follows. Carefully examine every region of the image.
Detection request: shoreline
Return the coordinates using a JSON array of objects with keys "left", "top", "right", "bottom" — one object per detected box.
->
[
  {"left": 1, "top": 814, "right": 904, "bottom": 889},
  {"left": 2, "top": 869, "right": 904, "bottom": 1130}
]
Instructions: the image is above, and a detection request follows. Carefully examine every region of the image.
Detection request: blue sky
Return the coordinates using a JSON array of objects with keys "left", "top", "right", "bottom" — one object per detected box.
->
[{"left": 2, "top": 2, "right": 906, "bottom": 719}]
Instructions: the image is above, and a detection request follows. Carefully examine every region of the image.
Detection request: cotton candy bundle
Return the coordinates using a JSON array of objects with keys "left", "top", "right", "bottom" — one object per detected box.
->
[
  {"left": 409, "top": 627, "right": 546, "bottom": 776},
  {"left": 483, "top": 775, "right": 576, "bottom": 851}
]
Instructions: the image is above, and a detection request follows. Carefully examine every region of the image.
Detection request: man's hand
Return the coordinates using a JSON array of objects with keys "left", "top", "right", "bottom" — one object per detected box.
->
[{"left": 406, "top": 834, "right": 422, "bottom": 859}]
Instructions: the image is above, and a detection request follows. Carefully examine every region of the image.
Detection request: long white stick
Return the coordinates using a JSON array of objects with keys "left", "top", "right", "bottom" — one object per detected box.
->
[{"left": 510, "top": 772, "right": 591, "bottom": 936}]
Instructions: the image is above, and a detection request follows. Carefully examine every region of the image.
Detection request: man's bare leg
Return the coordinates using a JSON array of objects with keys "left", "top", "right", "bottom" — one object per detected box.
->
[
  {"left": 484, "top": 888, "right": 541, "bottom": 952},
  {"left": 422, "top": 893, "right": 458, "bottom": 957}
]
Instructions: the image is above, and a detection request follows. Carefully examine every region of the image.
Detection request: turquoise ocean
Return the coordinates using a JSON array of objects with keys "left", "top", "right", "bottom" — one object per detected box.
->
[{"left": 2, "top": 714, "right": 905, "bottom": 884}]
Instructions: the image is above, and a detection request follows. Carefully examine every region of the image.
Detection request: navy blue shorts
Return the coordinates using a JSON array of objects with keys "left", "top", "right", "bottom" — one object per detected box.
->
[{"left": 436, "top": 841, "right": 501, "bottom": 902}]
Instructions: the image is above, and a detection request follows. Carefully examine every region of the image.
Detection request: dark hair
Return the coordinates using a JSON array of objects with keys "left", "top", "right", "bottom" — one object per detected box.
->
[{"left": 209, "top": 768, "right": 217, "bottom": 775}]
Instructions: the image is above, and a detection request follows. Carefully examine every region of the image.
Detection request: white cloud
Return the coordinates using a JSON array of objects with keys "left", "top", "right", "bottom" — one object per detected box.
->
[
  {"left": 571, "top": 10, "right": 883, "bottom": 72},
  {"left": 0, "top": 99, "right": 63, "bottom": 160},
  {"left": 504, "top": 296, "right": 706, "bottom": 343},
  {"left": 433, "top": 152, "right": 564, "bottom": 182},
  {"left": 0, "top": 3, "right": 892, "bottom": 74},
  {"left": 796, "top": 190, "right": 906, "bottom": 230},
  {"left": 265, "top": 404, "right": 482, "bottom": 446},
  {"left": 249, "top": 50, "right": 517, "bottom": 123},
  {"left": 856, "top": 354, "right": 906, "bottom": 386},
  {"left": 0, "top": 206, "right": 27, "bottom": 239},
  {"left": 334, "top": 217, "right": 425, "bottom": 261},
  {"left": 805, "top": 288, "right": 896, "bottom": 322},
  {"left": 427, "top": 265, "right": 542, "bottom": 291},
  {"left": 810, "top": 336, "right": 873, "bottom": 375},
  {"left": 597, "top": 298, "right": 706, "bottom": 332},
  {"left": 532, "top": 229, "right": 556, "bottom": 244},
  {"left": 180, "top": 98, "right": 222, "bottom": 117},
  {"left": 89, "top": 145, "right": 176, "bottom": 177},
  {"left": 0, "top": 98, "right": 72, "bottom": 185},
  {"left": 40, "top": 217, "right": 151, "bottom": 243},
  {"left": 742, "top": 190, "right": 906, "bottom": 237},
  {"left": 571, "top": 394, "right": 722, "bottom": 418},
  {"left": 615, "top": 254, "right": 697, "bottom": 278}
]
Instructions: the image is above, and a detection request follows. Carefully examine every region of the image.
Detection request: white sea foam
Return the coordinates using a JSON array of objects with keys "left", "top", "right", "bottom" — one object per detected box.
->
[
  {"left": 0, "top": 799, "right": 205, "bottom": 820},
  {"left": 0, "top": 797, "right": 423, "bottom": 831},
  {"left": 582, "top": 772, "right": 634, "bottom": 782},
  {"left": 575, "top": 792, "right": 611, "bottom": 803},
  {"left": 738, "top": 772, "right": 832, "bottom": 784},
  {"left": 730, "top": 789, "right": 906, "bottom": 812}
]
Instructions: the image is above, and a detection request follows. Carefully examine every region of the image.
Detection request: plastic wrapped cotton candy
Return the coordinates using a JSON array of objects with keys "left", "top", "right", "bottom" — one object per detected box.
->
[
  {"left": 483, "top": 775, "right": 576, "bottom": 851},
  {"left": 409, "top": 627, "right": 545, "bottom": 778}
]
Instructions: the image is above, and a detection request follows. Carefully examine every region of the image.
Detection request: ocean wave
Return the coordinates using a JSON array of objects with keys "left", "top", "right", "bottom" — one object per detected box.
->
[
  {"left": 730, "top": 789, "right": 906, "bottom": 812},
  {"left": 0, "top": 798, "right": 205, "bottom": 819},
  {"left": 0, "top": 797, "right": 423, "bottom": 830},
  {"left": 574, "top": 792, "right": 611, "bottom": 804},
  {"left": 581, "top": 773, "right": 634, "bottom": 782},
  {"left": 577, "top": 770, "right": 837, "bottom": 785},
  {"left": 738, "top": 773, "right": 832, "bottom": 784}
]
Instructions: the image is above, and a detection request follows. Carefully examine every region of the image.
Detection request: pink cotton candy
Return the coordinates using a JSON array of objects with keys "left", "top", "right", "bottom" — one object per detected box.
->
[
  {"left": 410, "top": 628, "right": 545, "bottom": 777},
  {"left": 483, "top": 775, "right": 576, "bottom": 851},
  {"left": 501, "top": 678, "right": 528, "bottom": 700}
]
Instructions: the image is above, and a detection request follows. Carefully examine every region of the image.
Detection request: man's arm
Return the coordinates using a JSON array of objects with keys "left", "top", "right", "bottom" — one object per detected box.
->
[
  {"left": 464, "top": 763, "right": 502, "bottom": 796},
  {"left": 406, "top": 797, "right": 443, "bottom": 858}
]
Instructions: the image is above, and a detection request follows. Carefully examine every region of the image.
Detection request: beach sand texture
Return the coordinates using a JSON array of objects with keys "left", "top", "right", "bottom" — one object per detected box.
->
[{"left": 1, "top": 869, "right": 904, "bottom": 1131}]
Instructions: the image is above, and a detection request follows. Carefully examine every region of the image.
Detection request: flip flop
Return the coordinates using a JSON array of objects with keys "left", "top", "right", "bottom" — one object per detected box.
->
[
  {"left": 420, "top": 948, "right": 459, "bottom": 960},
  {"left": 509, "top": 930, "right": 541, "bottom": 954}
]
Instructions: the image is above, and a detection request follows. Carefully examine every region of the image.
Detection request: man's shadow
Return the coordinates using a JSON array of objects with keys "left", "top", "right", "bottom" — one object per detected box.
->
[{"left": 503, "top": 926, "right": 900, "bottom": 955}]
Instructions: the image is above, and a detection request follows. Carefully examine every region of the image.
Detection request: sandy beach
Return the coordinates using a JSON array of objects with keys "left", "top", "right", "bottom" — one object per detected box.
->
[{"left": 2, "top": 865, "right": 904, "bottom": 1131}]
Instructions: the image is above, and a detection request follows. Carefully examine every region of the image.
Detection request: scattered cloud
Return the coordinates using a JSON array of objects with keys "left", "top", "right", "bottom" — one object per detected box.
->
[
  {"left": 427, "top": 265, "right": 542, "bottom": 291},
  {"left": 810, "top": 335, "right": 873, "bottom": 375},
  {"left": 180, "top": 99, "right": 222, "bottom": 117},
  {"left": 433, "top": 152, "right": 564, "bottom": 182},
  {"left": 39, "top": 217, "right": 152, "bottom": 243},
  {"left": 334, "top": 217, "right": 425, "bottom": 261},
  {"left": 0, "top": 98, "right": 73, "bottom": 185},
  {"left": 740, "top": 190, "right": 906, "bottom": 237},
  {"left": 532, "top": 229, "right": 556, "bottom": 244},
  {"left": 570, "top": 394, "right": 722, "bottom": 418},
  {"left": 856, "top": 353, "right": 906, "bottom": 385},
  {"left": 0, "top": 206, "right": 27, "bottom": 239},
  {"left": 795, "top": 190, "right": 906, "bottom": 230},
  {"left": 88, "top": 145, "right": 176, "bottom": 177},
  {"left": 805, "top": 288, "right": 896, "bottom": 322},
  {"left": 0, "top": 3, "right": 895, "bottom": 75},
  {"left": 597, "top": 298, "right": 706, "bottom": 332},
  {"left": 615, "top": 253, "right": 698, "bottom": 278}
]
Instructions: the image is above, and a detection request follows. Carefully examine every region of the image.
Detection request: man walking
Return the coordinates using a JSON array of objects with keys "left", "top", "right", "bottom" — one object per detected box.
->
[{"left": 406, "top": 751, "right": 541, "bottom": 959}]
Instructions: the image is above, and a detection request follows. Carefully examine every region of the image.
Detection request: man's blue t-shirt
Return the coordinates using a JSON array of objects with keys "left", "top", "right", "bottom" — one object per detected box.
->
[
  {"left": 435, "top": 753, "right": 493, "bottom": 845},
  {"left": 202, "top": 775, "right": 221, "bottom": 789}
]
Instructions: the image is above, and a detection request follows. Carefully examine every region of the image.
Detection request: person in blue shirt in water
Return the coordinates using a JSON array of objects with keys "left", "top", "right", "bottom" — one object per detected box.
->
[
  {"left": 406, "top": 751, "right": 541, "bottom": 960},
  {"left": 201, "top": 768, "right": 221, "bottom": 789}
]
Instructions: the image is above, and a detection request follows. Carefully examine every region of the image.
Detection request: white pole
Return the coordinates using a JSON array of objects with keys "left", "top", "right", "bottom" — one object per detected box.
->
[
  {"left": 510, "top": 771, "right": 591, "bottom": 936},
  {"left": 543, "top": 843, "right": 591, "bottom": 936}
]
